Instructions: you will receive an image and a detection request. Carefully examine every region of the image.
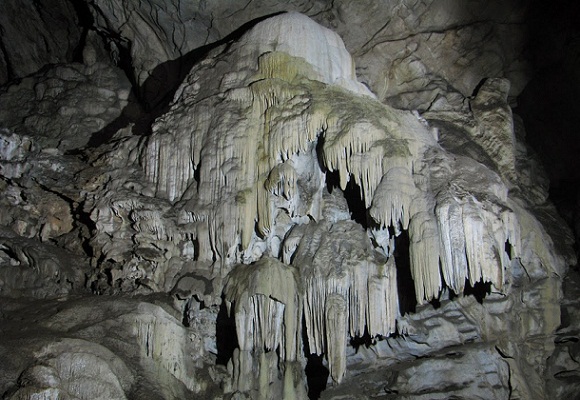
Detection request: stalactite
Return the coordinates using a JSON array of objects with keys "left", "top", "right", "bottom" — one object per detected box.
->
[
  {"left": 134, "top": 12, "right": 524, "bottom": 395},
  {"left": 223, "top": 258, "right": 304, "bottom": 398},
  {"left": 370, "top": 167, "right": 415, "bottom": 230},
  {"left": 290, "top": 221, "right": 398, "bottom": 384},
  {"left": 409, "top": 208, "right": 442, "bottom": 303}
]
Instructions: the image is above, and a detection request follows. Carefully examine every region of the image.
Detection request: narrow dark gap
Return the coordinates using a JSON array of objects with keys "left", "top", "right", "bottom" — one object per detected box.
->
[
  {"left": 194, "top": 162, "right": 201, "bottom": 189},
  {"left": 182, "top": 297, "right": 193, "bottom": 327},
  {"left": 554, "top": 334, "right": 579, "bottom": 344},
  {"left": 315, "top": 131, "right": 327, "bottom": 173},
  {"left": 393, "top": 230, "right": 417, "bottom": 315},
  {"left": 324, "top": 162, "right": 339, "bottom": 196},
  {"left": 463, "top": 279, "right": 491, "bottom": 304},
  {"left": 68, "top": 0, "right": 94, "bottom": 63},
  {"left": 557, "top": 306, "right": 571, "bottom": 331},
  {"left": 103, "top": 264, "right": 114, "bottom": 286},
  {"left": 302, "top": 315, "right": 329, "bottom": 400},
  {"left": 349, "top": 326, "right": 375, "bottom": 351},
  {"left": 215, "top": 297, "right": 238, "bottom": 366},
  {"left": 111, "top": 37, "right": 138, "bottom": 85},
  {"left": 504, "top": 240, "right": 513, "bottom": 260},
  {"left": 73, "top": 201, "right": 96, "bottom": 258},
  {"left": 0, "top": 244, "right": 19, "bottom": 262},
  {"left": 192, "top": 238, "right": 200, "bottom": 261},
  {"left": 31, "top": 180, "right": 96, "bottom": 259},
  {"left": 325, "top": 169, "right": 368, "bottom": 228}
]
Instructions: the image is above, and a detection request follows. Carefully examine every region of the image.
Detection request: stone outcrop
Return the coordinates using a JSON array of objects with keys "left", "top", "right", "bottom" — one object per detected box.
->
[
  {"left": 0, "top": 62, "right": 132, "bottom": 150},
  {"left": 0, "top": 0, "right": 82, "bottom": 85},
  {"left": 0, "top": 296, "right": 217, "bottom": 399},
  {"left": 0, "top": 3, "right": 577, "bottom": 400}
]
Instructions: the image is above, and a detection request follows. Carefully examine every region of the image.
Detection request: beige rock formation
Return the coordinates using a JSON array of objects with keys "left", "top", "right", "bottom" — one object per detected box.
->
[{"left": 0, "top": 4, "right": 577, "bottom": 400}]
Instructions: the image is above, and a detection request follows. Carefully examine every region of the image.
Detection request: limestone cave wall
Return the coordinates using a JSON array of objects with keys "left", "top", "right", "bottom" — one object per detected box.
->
[{"left": 0, "top": 1, "right": 578, "bottom": 399}]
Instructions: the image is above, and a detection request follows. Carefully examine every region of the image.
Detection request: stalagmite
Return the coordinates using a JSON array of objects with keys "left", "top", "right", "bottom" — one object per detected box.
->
[{"left": 325, "top": 293, "right": 348, "bottom": 382}]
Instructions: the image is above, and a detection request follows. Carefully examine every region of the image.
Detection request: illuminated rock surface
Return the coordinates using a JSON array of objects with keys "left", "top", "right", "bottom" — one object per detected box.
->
[{"left": 0, "top": 3, "right": 578, "bottom": 400}]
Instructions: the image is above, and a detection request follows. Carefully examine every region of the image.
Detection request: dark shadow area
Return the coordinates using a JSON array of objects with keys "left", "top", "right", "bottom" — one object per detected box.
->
[
  {"left": 325, "top": 169, "right": 369, "bottom": 228},
  {"left": 393, "top": 230, "right": 417, "bottom": 315},
  {"left": 73, "top": 201, "right": 97, "bottom": 258},
  {"left": 554, "top": 333, "right": 578, "bottom": 345},
  {"left": 463, "top": 279, "right": 491, "bottom": 304},
  {"left": 82, "top": 11, "right": 286, "bottom": 149},
  {"left": 140, "top": 11, "right": 285, "bottom": 115},
  {"left": 429, "top": 296, "right": 442, "bottom": 309},
  {"left": 315, "top": 133, "right": 327, "bottom": 173},
  {"left": 504, "top": 239, "right": 513, "bottom": 260},
  {"left": 349, "top": 326, "right": 375, "bottom": 351},
  {"left": 68, "top": 0, "right": 94, "bottom": 63},
  {"left": 84, "top": 97, "right": 147, "bottom": 148},
  {"left": 304, "top": 354, "right": 329, "bottom": 400},
  {"left": 517, "top": 0, "right": 580, "bottom": 266},
  {"left": 448, "top": 286, "right": 458, "bottom": 301},
  {"left": 549, "top": 181, "right": 580, "bottom": 260},
  {"left": 180, "top": 293, "right": 209, "bottom": 327},
  {"left": 215, "top": 297, "right": 239, "bottom": 366},
  {"left": 302, "top": 317, "right": 329, "bottom": 400}
]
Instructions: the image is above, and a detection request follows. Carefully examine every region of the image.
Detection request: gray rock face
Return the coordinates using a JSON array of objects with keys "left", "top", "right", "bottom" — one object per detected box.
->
[
  {"left": 0, "top": 0, "right": 82, "bottom": 85},
  {"left": 0, "top": 296, "right": 219, "bottom": 399},
  {"left": 74, "top": 0, "right": 530, "bottom": 112},
  {"left": 0, "top": 3, "right": 577, "bottom": 400},
  {"left": 0, "top": 62, "right": 132, "bottom": 150},
  {"left": 322, "top": 344, "right": 511, "bottom": 400}
]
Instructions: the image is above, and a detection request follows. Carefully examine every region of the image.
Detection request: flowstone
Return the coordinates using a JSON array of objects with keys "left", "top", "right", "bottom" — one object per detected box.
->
[
  {"left": 128, "top": 12, "right": 558, "bottom": 396},
  {"left": 0, "top": 8, "right": 575, "bottom": 400}
]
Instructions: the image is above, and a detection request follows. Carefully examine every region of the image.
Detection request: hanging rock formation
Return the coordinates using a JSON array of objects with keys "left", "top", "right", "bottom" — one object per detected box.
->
[{"left": 0, "top": 3, "right": 577, "bottom": 400}]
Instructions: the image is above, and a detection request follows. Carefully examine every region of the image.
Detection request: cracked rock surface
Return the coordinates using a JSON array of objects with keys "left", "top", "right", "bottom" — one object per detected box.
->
[{"left": 0, "top": 2, "right": 578, "bottom": 400}]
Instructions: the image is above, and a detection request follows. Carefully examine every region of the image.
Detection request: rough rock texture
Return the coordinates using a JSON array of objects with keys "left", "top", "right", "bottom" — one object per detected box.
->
[
  {"left": 0, "top": 62, "right": 132, "bottom": 150},
  {"left": 71, "top": 0, "right": 530, "bottom": 112},
  {"left": 0, "top": 296, "right": 221, "bottom": 399},
  {"left": 0, "top": 0, "right": 82, "bottom": 85},
  {"left": 0, "top": 2, "right": 578, "bottom": 400}
]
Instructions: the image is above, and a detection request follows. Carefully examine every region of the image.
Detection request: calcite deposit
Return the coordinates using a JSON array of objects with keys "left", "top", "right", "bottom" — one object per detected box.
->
[{"left": 0, "top": 2, "right": 578, "bottom": 400}]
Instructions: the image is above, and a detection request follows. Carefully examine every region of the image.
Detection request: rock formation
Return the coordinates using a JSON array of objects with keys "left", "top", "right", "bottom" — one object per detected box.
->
[{"left": 0, "top": 2, "right": 578, "bottom": 400}]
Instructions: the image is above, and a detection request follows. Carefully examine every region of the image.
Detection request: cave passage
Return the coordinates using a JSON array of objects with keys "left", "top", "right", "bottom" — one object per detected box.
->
[
  {"left": 325, "top": 169, "right": 369, "bottom": 228},
  {"left": 215, "top": 298, "right": 239, "bottom": 366},
  {"left": 394, "top": 230, "right": 418, "bottom": 315},
  {"left": 302, "top": 317, "right": 330, "bottom": 400}
]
